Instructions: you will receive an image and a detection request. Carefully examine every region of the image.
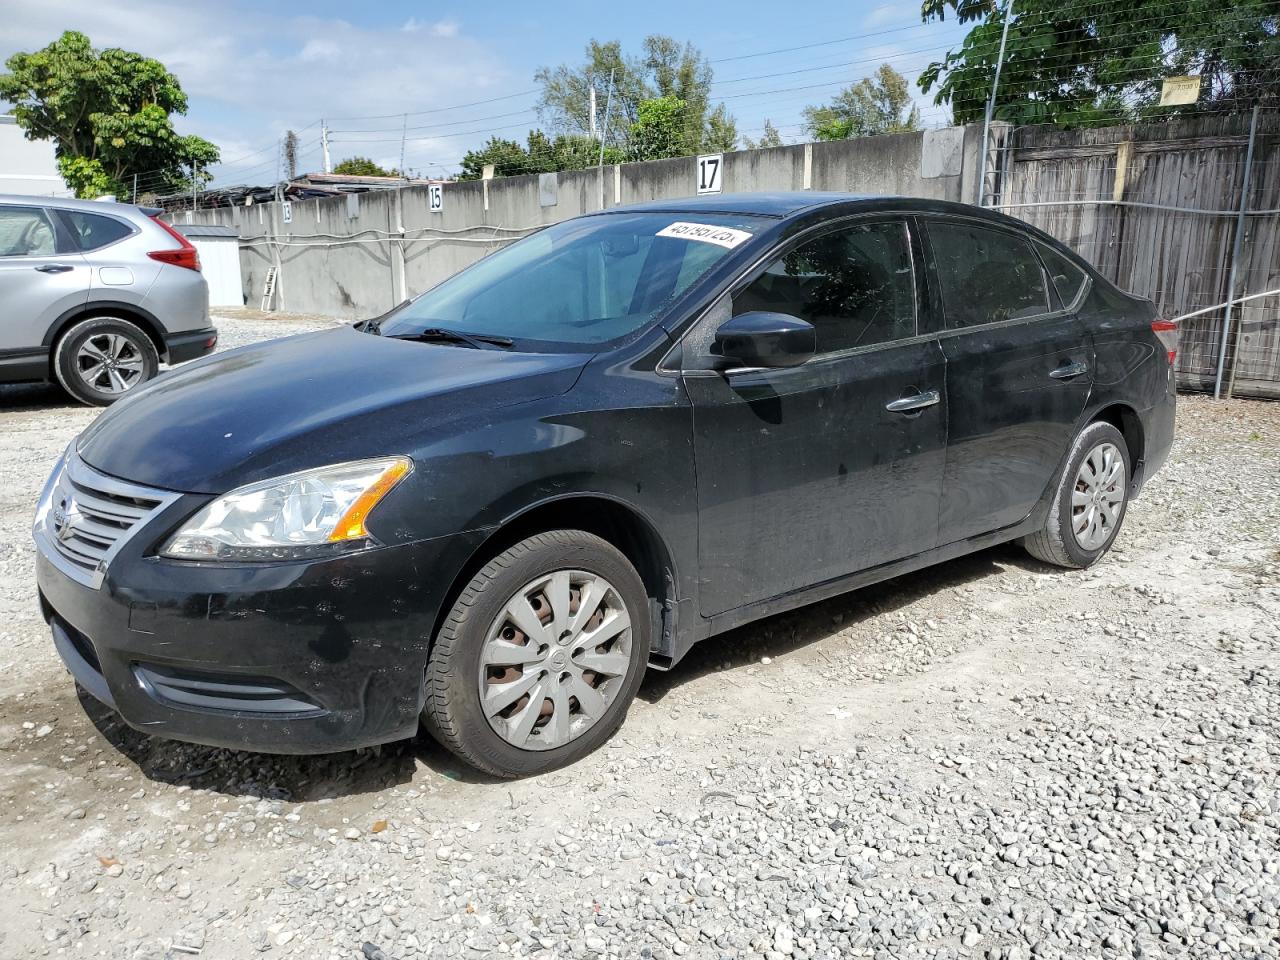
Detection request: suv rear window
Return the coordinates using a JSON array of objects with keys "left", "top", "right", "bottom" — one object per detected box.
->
[
  {"left": 63, "top": 211, "right": 134, "bottom": 251},
  {"left": 1037, "top": 243, "right": 1088, "bottom": 308},
  {"left": 928, "top": 221, "right": 1049, "bottom": 328}
]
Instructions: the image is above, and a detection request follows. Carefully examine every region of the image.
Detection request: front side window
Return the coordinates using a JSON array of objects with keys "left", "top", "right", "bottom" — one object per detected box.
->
[
  {"left": 928, "top": 221, "right": 1049, "bottom": 328},
  {"left": 378, "top": 212, "right": 769, "bottom": 351},
  {"left": 0, "top": 206, "right": 57, "bottom": 257},
  {"left": 64, "top": 211, "right": 134, "bottom": 251},
  {"left": 732, "top": 219, "right": 916, "bottom": 355}
]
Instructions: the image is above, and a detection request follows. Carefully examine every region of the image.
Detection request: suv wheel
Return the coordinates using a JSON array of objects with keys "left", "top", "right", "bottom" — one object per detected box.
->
[
  {"left": 53, "top": 316, "right": 159, "bottom": 406},
  {"left": 423, "top": 530, "right": 650, "bottom": 778},
  {"left": 1023, "top": 421, "right": 1131, "bottom": 568}
]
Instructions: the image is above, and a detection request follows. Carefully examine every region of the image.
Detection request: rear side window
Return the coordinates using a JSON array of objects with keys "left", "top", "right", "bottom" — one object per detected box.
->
[
  {"left": 733, "top": 220, "right": 916, "bottom": 355},
  {"left": 0, "top": 206, "right": 57, "bottom": 257},
  {"left": 63, "top": 211, "right": 134, "bottom": 251},
  {"left": 928, "top": 221, "right": 1049, "bottom": 328},
  {"left": 1037, "top": 243, "right": 1088, "bottom": 308}
]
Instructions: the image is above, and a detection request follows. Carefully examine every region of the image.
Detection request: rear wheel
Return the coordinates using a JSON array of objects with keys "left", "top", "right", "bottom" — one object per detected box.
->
[
  {"left": 1023, "top": 421, "right": 1131, "bottom": 568},
  {"left": 422, "top": 530, "right": 649, "bottom": 778},
  {"left": 53, "top": 316, "right": 159, "bottom": 406}
]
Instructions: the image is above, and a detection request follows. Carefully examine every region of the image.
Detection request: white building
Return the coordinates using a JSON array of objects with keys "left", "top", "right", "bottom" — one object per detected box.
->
[{"left": 0, "top": 115, "right": 72, "bottom": 197}]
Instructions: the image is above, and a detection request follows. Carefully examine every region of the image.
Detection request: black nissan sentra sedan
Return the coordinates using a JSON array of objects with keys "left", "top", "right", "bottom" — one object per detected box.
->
[{"left": 34, "top": 193, "right": 1176, "bottom": 777}]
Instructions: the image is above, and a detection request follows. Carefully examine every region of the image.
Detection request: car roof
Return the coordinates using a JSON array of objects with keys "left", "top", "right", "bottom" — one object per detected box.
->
[
  {"left": 592, "top": 191, "right": 1025, "bottom": 225},
  {"left": 0, "top": 193, "right": 154, "bottom": 217}
]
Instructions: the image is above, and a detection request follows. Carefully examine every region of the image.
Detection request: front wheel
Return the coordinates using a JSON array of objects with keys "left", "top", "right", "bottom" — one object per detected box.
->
[
  {"left": 1023, "top": 421, "right": 1131, "bottom": 568},
  {"left": 422, "top": 530, "right": 650, "bottom": 778},
  {"left": 53, "top": 316, "right": 159, "bottom": 406}
]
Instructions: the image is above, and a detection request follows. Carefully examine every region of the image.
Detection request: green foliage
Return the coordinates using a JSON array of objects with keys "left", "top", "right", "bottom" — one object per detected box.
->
[
  {"left": 628, "top": 96, "right": 688, "bottom": 161},
  {"left": 803, "top": 65, "right": 920, "bottom": 141},
  {"left": 458, "top": 131, "right": 625, "bottom": 180},
  {"left": 535, "top": 35, "right": 735, "bottom": 156},
  {"left": 744, "top": 119, "right": 784, "bottom": 150},
  {"left": 332, "top": 156, "right": 399, "bottom": 177},
  {"left": 919, "top": 0, "right": 1280, "bottom": 126},
  {"left": 0, "top": 30, "right": 219, "bottom": 198}
]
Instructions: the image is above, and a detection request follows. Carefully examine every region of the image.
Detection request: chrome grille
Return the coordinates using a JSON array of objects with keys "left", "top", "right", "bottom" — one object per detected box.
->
[{"left": 35, "top": 453, "right": 179, "bottom": 588}]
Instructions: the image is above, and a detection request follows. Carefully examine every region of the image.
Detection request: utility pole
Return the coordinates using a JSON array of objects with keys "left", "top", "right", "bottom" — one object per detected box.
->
[
  {"left": 976, "top": 0, "right": 1015, "bottom": 206},
  {"left": 597, "top": 69, "right": 616, "bottom": 210},
  {"left": 589, "top": 86, "right": 598, "bottom": 141},
  {"left": 132, "top": 173, "right": 138, "bottom": 204},
  {"left": 191, "top": 160, "right": 198, "bottom": 212},
  {"left": 321, "top": 119, "right": 331, "bottom": 174},
  {"left": 399, "top": 113, "right": 408, "bottom": 178}
]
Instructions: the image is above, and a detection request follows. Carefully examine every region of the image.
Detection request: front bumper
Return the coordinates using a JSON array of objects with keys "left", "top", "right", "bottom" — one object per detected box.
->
[
  {"left": 163, "top": 326, "right": 218, "bottom": 364},
  {"left": 35, "top": 482, "right": 486, "bottom": 754}
]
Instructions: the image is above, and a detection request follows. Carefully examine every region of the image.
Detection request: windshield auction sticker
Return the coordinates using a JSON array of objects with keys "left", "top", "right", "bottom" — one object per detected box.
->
[{"left": 656, "top": 222, "right": 753, "bottom": 249}]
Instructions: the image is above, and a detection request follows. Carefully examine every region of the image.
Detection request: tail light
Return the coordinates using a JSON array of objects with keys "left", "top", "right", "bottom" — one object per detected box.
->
[
  {"left": 1152, "top": 319, "right": 1178, "bottom": 364},
  {"left": 147, "top": 216, "right": 201, "bottom": 272}
]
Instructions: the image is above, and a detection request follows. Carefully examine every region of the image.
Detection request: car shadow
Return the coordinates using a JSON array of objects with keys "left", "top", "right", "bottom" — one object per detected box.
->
[
  {"left": 75, "top": 688, "right": 508, "bottom": 801},
  {"left": 69, "top": 541, "right": 1045, "bottom": 799},
  {"left": 0, "top": 381, "right": 75, "bottom": 411},
  {"left": 639, "top": 542, "right": 1031, "bottom": 704}
]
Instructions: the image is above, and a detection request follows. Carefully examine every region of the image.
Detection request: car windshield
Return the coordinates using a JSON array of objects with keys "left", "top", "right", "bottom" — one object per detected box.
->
[{"left": 376, "top": 212, "right": 770, "bottom": 351}]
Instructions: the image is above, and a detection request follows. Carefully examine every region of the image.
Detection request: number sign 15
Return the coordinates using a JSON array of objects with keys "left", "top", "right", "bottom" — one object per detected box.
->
[
  {"left": 696, "top": 154, "right": 723, "bottom": 195},
  {"left": 428, "top": 183, "right": 444, "bottom": 212}
]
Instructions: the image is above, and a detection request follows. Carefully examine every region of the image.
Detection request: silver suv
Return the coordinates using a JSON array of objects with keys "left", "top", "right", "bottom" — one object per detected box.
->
[{"left": 0, "top": 195, "right": 216, "bottom": 405}]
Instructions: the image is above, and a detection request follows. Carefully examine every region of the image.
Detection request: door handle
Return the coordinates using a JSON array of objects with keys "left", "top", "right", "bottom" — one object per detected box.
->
[
  {"left": 35, "top": 264, "right": 74, "bottom": 274},
  {"left": 885, "top": 389, "right": 940, "bottom": 413},
  {"left": 1049, "top": 361, "right": 1087, "bottom": 380}
]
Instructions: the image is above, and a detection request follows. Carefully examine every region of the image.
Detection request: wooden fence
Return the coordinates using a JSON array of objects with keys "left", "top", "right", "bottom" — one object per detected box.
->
[{"left": 990, "top": 112, "right": 1280, "bottom": 399}]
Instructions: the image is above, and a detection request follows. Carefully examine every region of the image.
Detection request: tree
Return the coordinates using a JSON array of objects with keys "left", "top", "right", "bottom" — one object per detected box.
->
[
  {"left": 458, "top": 131, "right": 624, "bottom": 180},
  {"left": 535, "top": 35, "right": 735, "bottom": 157},
  {"left": 703, "top": 104, "right": 739, "bottom": 152},
  {"left": 744, "top": 119, "right": 785, "bottom": 149},
  {"left": 919, "top": 0, "right": 1280, "bottom": 126},
  {"left": 803, "top": 65, "right": 920, "bottom": 141},
  {"left": 0, "top": 31, "right": 219, "bottom": 199},
  {"left": 333, "top": 156, "right": 399, "bottom": 177},
  {"left": 628, "top": 97, "right": 688, "bottom": 161}
]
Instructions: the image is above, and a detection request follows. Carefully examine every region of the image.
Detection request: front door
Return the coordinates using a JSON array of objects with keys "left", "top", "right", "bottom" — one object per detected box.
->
[
  {"left": 923, "top": 217, "right": 1094, "bottom": 544},
  {"left": 682, "top": 217, "right": 948, "bottom": 617},
  {"left": 0, "top": 205, "right": 89, "bottom": 351}
]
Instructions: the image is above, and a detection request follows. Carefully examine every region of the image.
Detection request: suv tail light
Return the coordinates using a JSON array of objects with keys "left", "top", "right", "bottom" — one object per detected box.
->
[
  {"left": 1152, "top": 319, "right": 1178, "bottom": 364},
  {"left": 147, "top": 216, "right": 201, "bottom": 272}
]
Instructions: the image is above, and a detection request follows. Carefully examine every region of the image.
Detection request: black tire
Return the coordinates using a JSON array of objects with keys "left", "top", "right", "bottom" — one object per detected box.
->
[
  {"left": 53, "top": 316, "right": 160, "bottom": 406},
  {"left": 422, "top": 530, "right": 650, "bottom": 778},
  {"left": 1023, "top": 421, "right": 1131, "bottom": 568}
]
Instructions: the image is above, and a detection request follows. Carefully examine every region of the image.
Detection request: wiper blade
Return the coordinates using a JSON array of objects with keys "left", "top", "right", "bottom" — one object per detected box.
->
[{"left": 388, "top": 327, "right": 514, "bottom": 349}]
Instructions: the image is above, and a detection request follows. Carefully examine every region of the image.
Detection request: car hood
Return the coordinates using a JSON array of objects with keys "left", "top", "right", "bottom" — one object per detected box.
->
[{"left": 77, "top": 325, "right": 590, "bottom": 493}]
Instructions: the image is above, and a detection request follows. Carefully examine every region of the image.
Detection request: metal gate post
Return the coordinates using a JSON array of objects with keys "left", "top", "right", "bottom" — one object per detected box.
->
[{"left": 1214, "top": 105, "right": 1260, "bottom": 399}]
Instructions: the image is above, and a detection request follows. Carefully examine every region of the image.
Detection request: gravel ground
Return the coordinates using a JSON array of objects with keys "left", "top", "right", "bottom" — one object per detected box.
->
[{"left": 0, "top": 315, "right": 1276, "bottom": 960}]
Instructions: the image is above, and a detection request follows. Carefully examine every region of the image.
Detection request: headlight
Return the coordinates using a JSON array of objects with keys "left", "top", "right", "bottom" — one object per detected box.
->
[{"left": 161, "top": 457, "right": 412, "bottom": 562}]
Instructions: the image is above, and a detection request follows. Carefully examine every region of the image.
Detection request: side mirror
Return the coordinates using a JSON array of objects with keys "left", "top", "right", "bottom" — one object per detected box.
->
[{"left": 712, "top": 312, "right": 815, "bottom": 370}]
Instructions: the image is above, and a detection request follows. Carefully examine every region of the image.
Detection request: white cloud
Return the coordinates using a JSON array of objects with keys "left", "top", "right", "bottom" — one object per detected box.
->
[
  {"left": 402, "top": 17, "right": 460, "bottom": 37},
  {"left": 297, "top": 39, "right": 341, "bottom": 62}
]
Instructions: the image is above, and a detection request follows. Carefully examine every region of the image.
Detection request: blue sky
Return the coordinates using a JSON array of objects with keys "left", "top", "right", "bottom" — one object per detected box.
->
[{"left": 3, "top": 0, "right": 972, "bottom": 187}]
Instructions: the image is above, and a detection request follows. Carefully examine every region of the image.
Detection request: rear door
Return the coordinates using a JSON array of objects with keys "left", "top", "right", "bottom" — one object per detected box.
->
[
  {"left": 0, "top": 204, "right": 89, "bottom": 351},
  {"left": 682, "top": 217, "right": 948, "bottom": 616},
  {"left": 923, "top": 217, "right": 1093, "bottom": 545}
]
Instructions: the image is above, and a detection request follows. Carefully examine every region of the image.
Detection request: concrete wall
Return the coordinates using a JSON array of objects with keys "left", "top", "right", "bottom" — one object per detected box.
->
[
  {"left": 183, "top": 123, "right": 984, "bottom": 319},
  {"left": 0, "top": 116, "right": 72, "bottom": 197}
]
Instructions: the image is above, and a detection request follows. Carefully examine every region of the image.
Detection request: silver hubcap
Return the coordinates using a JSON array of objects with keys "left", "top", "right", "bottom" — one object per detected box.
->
[
  {"left": 478, "top": 570, "right": 633, "bottom": 752},
  {"left": 76, "top": 332, "right": 145, "bottom": 395},
  {"left": 1072, "top": 441, "right": 1126, "bottom": 551}
]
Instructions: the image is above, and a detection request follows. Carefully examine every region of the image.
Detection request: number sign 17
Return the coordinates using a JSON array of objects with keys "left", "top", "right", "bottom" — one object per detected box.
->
[{"left": 696, "top": 154, "right": 722, "bottom": 195}]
